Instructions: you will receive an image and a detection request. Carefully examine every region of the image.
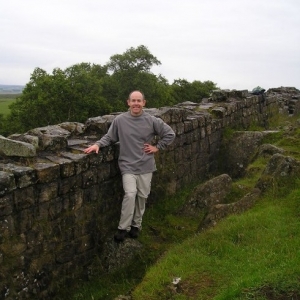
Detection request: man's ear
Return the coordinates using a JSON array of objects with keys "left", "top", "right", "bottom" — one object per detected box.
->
[{"left": 127, "top": 99, "right": 130, "bottom": 106}]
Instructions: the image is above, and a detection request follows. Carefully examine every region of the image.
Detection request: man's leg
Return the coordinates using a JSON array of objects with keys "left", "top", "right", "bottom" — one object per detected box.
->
[
  {"left": 131, "top": 173, "right": 152, "bottom": 231},
  {"left": 118, "top": 174, "right": 137, "bottom": 231}
]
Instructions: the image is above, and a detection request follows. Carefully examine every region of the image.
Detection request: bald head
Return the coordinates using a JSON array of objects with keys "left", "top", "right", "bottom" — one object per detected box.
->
[{"left": 128, "top": 90, "right": 145, "bottom": 101}]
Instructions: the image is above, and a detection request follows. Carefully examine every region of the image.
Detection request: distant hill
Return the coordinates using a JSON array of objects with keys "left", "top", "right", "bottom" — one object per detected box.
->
[{"left": 0, "top": 84, "right": 24, "bottom": 94}]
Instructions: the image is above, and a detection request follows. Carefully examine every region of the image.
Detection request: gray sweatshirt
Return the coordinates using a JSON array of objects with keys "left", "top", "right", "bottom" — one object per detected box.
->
[{"left": 96, "top": 111, "right": 175, "bottom": 175}]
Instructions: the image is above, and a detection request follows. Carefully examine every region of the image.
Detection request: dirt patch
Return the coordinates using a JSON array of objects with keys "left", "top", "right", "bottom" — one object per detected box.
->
[
  {"left": 166, "top": 273, "right": 217, "bottom": 300},
  {"left": 243, "top": 285, "right": 300, "bottom": 299}
]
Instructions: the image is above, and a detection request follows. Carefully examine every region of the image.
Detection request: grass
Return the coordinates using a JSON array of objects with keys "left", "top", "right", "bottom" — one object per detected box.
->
[
  {"left": 0, "top": 94, "right": 18, "bottom": 116},
  {"left": 64, "top": 113, "right": 300, "bottom": 300},
  {"left": 132, "top": 185, "right": 300, "bottom": 299}
]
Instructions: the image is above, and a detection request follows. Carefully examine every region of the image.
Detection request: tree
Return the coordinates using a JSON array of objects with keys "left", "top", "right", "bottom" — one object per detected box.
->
[
  {"left": 0, "top": 114, "right": 8, "bottom": 136},
  {"left": 5, "top": 63, "right": 111, "bottom": 134},
  {"left": 170, "top": 79, "right": 218, "bottom": 104},
  {"left": 103, "top": 45, "right": 172, "bottom": 110},
  {"left": 107, "top": 45, "right": 161, "bottom": 73}
]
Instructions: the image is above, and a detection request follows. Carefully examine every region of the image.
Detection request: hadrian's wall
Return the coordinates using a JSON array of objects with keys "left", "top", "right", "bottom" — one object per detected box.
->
[{"left": 0, "top": 87, "right": 299, "bottom": 299}]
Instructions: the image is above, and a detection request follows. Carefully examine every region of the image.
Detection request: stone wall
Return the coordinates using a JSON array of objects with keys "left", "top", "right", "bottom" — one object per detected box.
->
[{"left": 0, "top": 88, "right": 298, "bottom": 299}]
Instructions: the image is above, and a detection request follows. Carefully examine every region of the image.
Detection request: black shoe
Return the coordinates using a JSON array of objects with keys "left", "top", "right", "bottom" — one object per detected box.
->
[
  {"left": 114, "top": 229, "right": 127, "bottom": 242},
  {"left": 129, "top": 226, "right": 139, "bottom": 238}
]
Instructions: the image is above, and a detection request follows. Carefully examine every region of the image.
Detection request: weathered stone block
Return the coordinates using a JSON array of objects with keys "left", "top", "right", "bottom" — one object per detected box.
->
[
  {"left": 174, "top": 147, "right": 183, "bottom": 162},
  {"left": 38, "top": 182, "right": 58, "bottom": 203},
  {"left": 38, "top": 201, "right": 50, "bottom": 220},
  {"left": 0, "top": 215, "right": 15, "bottom": 237},
  {"left": 0, "top": 240, "right": 26, "bottom": 257},
  {"left": 33, "top": 162, "right": 60, "bottom": 183},
  {"left": 70, "top": 190, "right": 84, "bottom": 211},
  {"left": 211, "top": 106, "right": 227, "bottom": 119},
  {"left": 48, "top": 197, "right": 64, "bottom": 220},
  {"left": 176, "top": 122, "right": 184, "bottom": 135},
  {"left": 0, "top": 135, "right": 36, "bottom": 157},
  {"left": 8, "top": 134, "right": 39, "bottom": 149},
  {"left": 0, "top": 163, "right": 37, "bottom": 188},
  {"left": 15, "top": 208, "right": 35, "bottom": 233},
  {"left": 183, "top": 120, "right": 193, "bottom": 133},
  {"left": 183, "top": 174, "right": 232, "bottom": 216},
  {"left": 75, "top": 234, "right": 94, "bottom": 254},
  {"left": 97, "top": 163, "right": 111, "bottom": 182},
  {"left": 0, "top": 194, "right": 13, "bottom": 217},
  {"left": 14, "top": 186, "right": 36, "bottom": 210},
  {"left": 84, "top": 115, "right": 115, "bottom": 135},
  {"left": 61, "top": 152, "right": 89, "bottom": 174},
  {"left": 58, "top": 176, "right": 81, "bottom": 196},
  {"left": 40, "top": 134, "right": 68, "bottom": 151},
  {"left": 153, "top": 107, "right": 174, "bottom": 123},
  {"left": 58, "top": 122, "right": 85, "bottom": 135},
  {"left": 100, "top": 146, "right": 116, "bottom": 162},
  {"left": 0, "top": 171, "right": 16, "bottom": 196},
  {"left": 186, "top": 116, "right": 199, "bottom": 130},
  {"left": 82, "top": 168, "right": 98, "bottom": 188},
  {"left": 46, "top": 155, "right": 76, "bottom": 178},
  {"left": 55, "top": 243, "right": 75, "bottom": 264},
  {"left": 88, "top": 152, "right": 104, "bottom": 167},
  {"left": 28, "top": 125, "right": 70, "bottom": 151}
]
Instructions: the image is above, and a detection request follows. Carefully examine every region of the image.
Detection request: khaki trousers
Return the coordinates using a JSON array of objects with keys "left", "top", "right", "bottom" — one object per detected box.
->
[{"left": 118, "top": 173, "right": 153, "bottom": 231}]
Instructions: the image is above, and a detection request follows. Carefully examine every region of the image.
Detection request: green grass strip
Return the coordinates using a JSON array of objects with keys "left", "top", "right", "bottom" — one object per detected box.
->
[{"left": 132, "top": 186, "right": 300, "bottom": 299}]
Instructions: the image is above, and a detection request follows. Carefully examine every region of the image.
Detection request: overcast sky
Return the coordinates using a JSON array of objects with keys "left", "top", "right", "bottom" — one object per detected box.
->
[{"left": 1, "top": 0, "right": 299, "bottom": 91}]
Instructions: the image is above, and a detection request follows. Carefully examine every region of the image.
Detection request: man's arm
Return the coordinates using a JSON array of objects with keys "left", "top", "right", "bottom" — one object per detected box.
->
[{"left": 153, "top": 117, "right": 176, "bottom": 150}]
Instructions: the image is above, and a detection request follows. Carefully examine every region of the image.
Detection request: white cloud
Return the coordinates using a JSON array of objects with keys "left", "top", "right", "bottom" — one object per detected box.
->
[{"left": 1, "top": 0, "right": 300, "bottom": 91}]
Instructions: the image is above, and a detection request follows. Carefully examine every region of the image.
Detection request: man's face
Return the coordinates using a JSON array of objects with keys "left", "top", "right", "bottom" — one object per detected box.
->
[{"left": 127, "top": 91, "right": 146, "bottom": 116}]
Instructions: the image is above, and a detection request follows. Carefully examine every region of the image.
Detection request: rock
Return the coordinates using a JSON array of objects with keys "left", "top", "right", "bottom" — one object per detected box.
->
[
  {"left": 0, "top": 135, "right": 36, "bottom": 157},
  {"left": 58, "top": 122, "right": 85, "bottom": 135},
  {"left": 211, "top": 89, "right": 249, "bottom": 102},
  {"left": 199, "top": 188, "right": 261, "bottom": 231},
  {"left": 9, "top": 126, "right": 71, "bottom": 152},
  {"left": 257, "top": 144, "right": 285, "bottom": 158},
  {"left": 8, "top": 134, "right": 39, "bottom": 149},
  {"left": 0, "top": 163, "right": 37, "bottom": 188},
  {"left": 182, "top": 174, "right": 232, "bottom": 216},
  {"left": 223, "top": 131, "right": 264, "bottom": 178},
  {"left": 100, "top": 237, "right": 143, "bottom": 273},
  {"left": 85, "top": 115, "right": 116, "bottom": 135},
  {"left": 256, "top": 153, "right": 300, "bottom": 192},
  {"left": 28, "top": 125, "right": 70, "bottom": 151}
]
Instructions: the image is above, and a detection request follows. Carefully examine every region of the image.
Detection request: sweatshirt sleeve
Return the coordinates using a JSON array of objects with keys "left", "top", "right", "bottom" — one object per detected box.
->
[
  {"left": 95, "top": 119, "right": 119, "bottom": 148},
  {"left": 153, "top": 117, "right": 176, "bottom": 150}
]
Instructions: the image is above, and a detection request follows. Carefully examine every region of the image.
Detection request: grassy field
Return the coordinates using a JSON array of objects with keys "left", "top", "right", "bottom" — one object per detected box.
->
[
  {"left": 63, "top": 115, "right": 300, "bottom": 300},
  {"left": 0, "top": 94, "right": 19, "bottom": 116}
]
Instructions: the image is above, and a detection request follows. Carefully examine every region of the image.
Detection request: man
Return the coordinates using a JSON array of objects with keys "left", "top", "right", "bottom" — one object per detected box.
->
[{"left": 84, "top": 90, "right": 175, "bottom": 242}]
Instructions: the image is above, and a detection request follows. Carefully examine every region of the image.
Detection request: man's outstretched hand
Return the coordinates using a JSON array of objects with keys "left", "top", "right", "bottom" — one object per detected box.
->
[{"left": 84, "top": 144, "right": 100, "bottom": 154}]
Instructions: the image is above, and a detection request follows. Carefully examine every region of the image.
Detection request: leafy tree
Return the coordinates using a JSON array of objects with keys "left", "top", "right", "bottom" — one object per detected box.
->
[
  {"left": 5, "top": 63, "right": 111, "bottom": 134},
  {"left": 0, "top": 114, "right": 8, "bottom": 136},
  {"left": 103, "top": 45, "right": 171, "bottom": 110},
  {"left": 107, "top": 45, "right": 161, "bottom": 73},
  {"left": 134, "top": 73, "right": 174, "bottom": 109},
  {"left": 170, "top": 79, "right": 218, "bottom": 104},
  {"left": 62, "top": 63, "right": 110, "bottom": 120}
]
